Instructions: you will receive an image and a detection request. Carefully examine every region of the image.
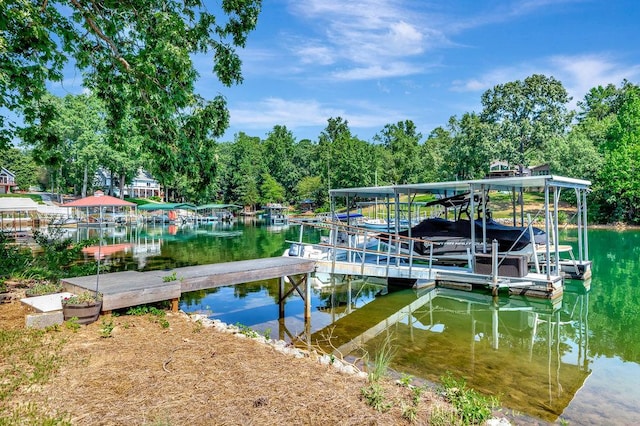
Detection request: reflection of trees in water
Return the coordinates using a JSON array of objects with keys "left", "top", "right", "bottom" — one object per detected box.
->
[
  {"left": 580, "top": 229, "right": 640, "bottom": 362},
  {"left": 353, "top": 288, "right": 591, "bottom": 422}
]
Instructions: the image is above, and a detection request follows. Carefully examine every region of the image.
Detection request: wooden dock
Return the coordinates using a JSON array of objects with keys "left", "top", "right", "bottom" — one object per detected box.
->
[{"left": 62, "top": 257, "right": 316, "bottom": 312}]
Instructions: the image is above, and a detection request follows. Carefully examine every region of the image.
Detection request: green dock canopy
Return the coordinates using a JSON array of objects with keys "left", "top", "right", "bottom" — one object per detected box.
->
[
  {"left": 137, "top": 203, "right": 197, "bottom": 211},
  {"left": 196, "top": 204, "right": 242, "bottom": 210}
]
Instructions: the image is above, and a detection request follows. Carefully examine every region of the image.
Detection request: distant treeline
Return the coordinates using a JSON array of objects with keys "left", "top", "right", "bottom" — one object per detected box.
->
[{"left": 2, "top": 75, "right": 639, "bottom": 224}]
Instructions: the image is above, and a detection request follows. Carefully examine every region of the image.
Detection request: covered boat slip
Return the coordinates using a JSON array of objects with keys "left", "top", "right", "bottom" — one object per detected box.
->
[
  {"left": 137, "top": 202, "right": 240, "bottom": 224},
  {"left": 307, "top": 175, "right": 591, "bottom": 298}
]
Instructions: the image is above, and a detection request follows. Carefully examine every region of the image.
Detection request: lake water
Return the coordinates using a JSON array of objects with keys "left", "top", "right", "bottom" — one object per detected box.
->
[{"left": 71, "top": 221, "right": 640, "bottom": 424}]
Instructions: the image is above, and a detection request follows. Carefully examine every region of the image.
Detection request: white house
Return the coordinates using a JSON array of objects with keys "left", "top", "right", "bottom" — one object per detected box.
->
[
  {"left": 95, "top": 168, "right": 162, "bottom": 198},
  {"left": 0, "top": 167, "right": 18, "bottom": 194},
  {"left": 127, "top": 169, "right": 162, "bottom": 198}
]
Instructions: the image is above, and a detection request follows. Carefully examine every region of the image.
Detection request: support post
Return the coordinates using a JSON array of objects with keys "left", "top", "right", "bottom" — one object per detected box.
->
[
  {"left": 304, "top": 272, "right": 311, "bottom": 321},
  {"left": 582, "top": 189, "right": 589, "bottom": 261},
  {"left": 279, "top": 276, "right": 285, "bottom": 319},
  {"left": 470, "top": 184, "right": 476, "bottom": 266},
  {"left": 170, "top": 298, "right": 179, "bottom": 312},
  {"left": 544, "top": 183, "right": 551, "bottom": 280}
]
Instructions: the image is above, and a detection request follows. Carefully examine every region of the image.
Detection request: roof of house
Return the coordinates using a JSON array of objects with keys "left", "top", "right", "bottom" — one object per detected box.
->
[{"left": 62, "top": 192, "right": 136, "bottom": 208}]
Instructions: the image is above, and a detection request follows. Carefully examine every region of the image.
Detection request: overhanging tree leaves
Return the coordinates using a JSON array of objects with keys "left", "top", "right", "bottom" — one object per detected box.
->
[{"left": 1, "top": 0, "right": 261, "bottom": 161}]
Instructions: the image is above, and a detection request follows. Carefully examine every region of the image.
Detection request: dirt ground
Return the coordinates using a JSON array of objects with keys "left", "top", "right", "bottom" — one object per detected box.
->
[{"left": 0, "top": 296, "right": 456, "bottom": 425}]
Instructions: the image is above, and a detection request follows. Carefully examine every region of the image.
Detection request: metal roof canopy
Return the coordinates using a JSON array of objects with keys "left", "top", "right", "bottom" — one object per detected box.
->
[
  {"left": 137, "top": 203, "right": 197, "bottom": 211},
  {"left": 0, "top": 197, "right": 40, "bottom": 212},
  {"left": 330, "top": 175, "right": 591, "bottom": 198},
  {"left": 196, "top": 203, "right": 242, "bottom": 210}
]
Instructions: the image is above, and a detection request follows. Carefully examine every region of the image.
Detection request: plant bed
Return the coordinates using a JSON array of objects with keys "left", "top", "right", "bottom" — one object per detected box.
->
[
  {"left": 62, "top": 292, "right": 102, "bottom": 325},
  {"left": 25, "top": 282, "right": 64, "bottom": 298}
]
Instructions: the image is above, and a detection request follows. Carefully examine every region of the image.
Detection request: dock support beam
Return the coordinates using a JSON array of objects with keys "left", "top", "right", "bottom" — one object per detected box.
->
[
  {"left": 170, "top": 298, "right": 179, "bottom": 312},
  {"left": 278, "top": 273, "right": 312, "bottom": 321}
]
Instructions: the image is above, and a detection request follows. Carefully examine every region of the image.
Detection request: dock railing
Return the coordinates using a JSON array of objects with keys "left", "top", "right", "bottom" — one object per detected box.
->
[{"left": 287, "top": 219, "right": 443, "bottom": 280}]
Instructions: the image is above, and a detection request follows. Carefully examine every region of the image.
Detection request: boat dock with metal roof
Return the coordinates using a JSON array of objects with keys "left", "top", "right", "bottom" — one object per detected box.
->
[{"left": 286, "top": 175, "right": 592, "bottom": 299}]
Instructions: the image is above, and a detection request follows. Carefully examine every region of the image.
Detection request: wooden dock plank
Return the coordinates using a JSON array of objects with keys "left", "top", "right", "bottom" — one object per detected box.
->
[
  {"left": 178, "top": 257, "right": 316, "bottom": 293},
  {"left": 62, "top": 257, "right": 316, "bottom": 312}
]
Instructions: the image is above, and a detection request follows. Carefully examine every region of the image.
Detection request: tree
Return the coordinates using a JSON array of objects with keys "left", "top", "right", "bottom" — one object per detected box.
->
[
  {"left": 260, "top": 173, "right": 285, "bottom": 204},
  {"left": 296, "top": 175, "right": 326, "bottom": 208},
  {"left": 20, "top": 94, "right": 107, "bottom": 197},
  {"left": 480, "top": 74, "right": 572, "bottom": 171},
  {"left": 1, "top": 0, "right": 261, "bottom": 161},
  {"left": 262, "top": 125, "right": 299, "bottom": 202},
  {"left": 318, "top": 117, "right": 375, "bottom": 191},
  {"left": 422, "top": 126, "right": 454, "bottom": 182},
  {"left": 446, "top": 113, "right": 495, "bottom": 180},
  {"left": 374, "top": 120, "right": 422, "bottom": 184},
  {"left": 0, "top": 146, "right": 39, "bottom": 190},
  {"left": 596, "top": 86, "right": 640, "bottom": 223},
  {"left": 226, "top": 132, "right": 264, "bottom": 210}
]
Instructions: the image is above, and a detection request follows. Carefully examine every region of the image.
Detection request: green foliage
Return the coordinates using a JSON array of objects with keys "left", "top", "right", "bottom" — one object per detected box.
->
[
  {"left": 296, "top": 175, "right": 326, "bottom": 208},
  {"left": 374, "top": 120, "right": 423, "bottom": 184},
  {"left": 480, "top": 74, "right": 572, "bottom": 170},
  {"left": 260, "top": 173, "right": 286, "bottom": 204},
  {"left": 162, "top": 272, "right": 178, "bottom": 282},
  {"left": 25, "top": 281, "right": 63, "bottom": 297},
  {"left": 235, "top": 322, "right": 260, "bottom": 338},
  {"left": 0, "top": 233, "right": 32, "bottom": 279},
  {"left": 2, "top": 0, "right": 262, "bottom": 152},
  {"left": 64, "top": 317, "right": 81, "bottom": 332},
  {"left": 62, "top": 291, "right": 100, "bottom": 306},
  {"left": 100, "top": 318, "right": 115, "bottom": 338},
  {"left": 0, "top": 146, "right": 40, "bottom": 191},
  {"left": 440, "top": 373, "right": 498, "bottom": 425},
  {"left": 367, "top": 333, "right": 397, "bottom": 383},
  {"left": 360, "top": 383, "right": 391, "bottom": 412},
  {"left": 32, "top": 228, "right": 98, "bottom": 280},
  {"left": 398, "top": 373, "right": 414, "bottom": 387}
]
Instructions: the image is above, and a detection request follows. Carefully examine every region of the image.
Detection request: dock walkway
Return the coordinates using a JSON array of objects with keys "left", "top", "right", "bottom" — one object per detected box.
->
[{"left": 61, "top": 257, "right": 316, "bottom": 312}]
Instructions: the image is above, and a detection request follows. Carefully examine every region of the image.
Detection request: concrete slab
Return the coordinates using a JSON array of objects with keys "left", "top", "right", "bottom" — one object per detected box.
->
[
  {"left": 26, "top": 311, "right": 64, "bottom": 329},
  {"left": 21, "top": 292, "right": 74, "bottom": 313}
]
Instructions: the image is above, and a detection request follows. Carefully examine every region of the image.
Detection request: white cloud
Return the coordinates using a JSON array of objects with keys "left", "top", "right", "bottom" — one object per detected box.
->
[
  {"left": 228, "top": 97, "right": 406, "bottom": 135},
  {"left": 550, "top": 54, "right": 640, "bottom": 103},
  {"left": 286, "top": 0, "right": 439, "bottom": 80},
  {"left": 332, "top": 63, "right": 423, "bottom": 81},
  {"left": 449, "top": 54, "right": 640, "bottom": 109}
]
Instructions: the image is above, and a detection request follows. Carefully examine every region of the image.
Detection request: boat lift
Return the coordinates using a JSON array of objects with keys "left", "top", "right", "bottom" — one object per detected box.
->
[{"left": 287, "top": 175, "right": 591, "bottom": 299}]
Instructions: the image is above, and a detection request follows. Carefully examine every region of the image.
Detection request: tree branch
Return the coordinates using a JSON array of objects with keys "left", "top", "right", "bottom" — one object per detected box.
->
[{"left": 68, "top": 0, "right": 131, "bottom": 71}]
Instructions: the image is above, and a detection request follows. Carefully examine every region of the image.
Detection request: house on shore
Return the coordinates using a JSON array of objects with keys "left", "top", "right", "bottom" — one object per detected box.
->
[
  {"left": 0, "top": 167, "right": 18, "bottom": 194},
  {"left": 95, "top": 168, "right": 162, "bottom": 199},
  {"left": 488, "top": 161, "right": 551, "bottom": 178}
]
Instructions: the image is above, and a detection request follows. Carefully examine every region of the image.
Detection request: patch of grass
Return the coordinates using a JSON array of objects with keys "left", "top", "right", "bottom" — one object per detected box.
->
[
  {"left": 440, "top": 373, "right": 499, "bottom": 425},
  {"left": 367, "top": 333, "right": 397, "bottom": 383},
  {"left": 124, "top": 304, "right": 170, "bottom": 328},
  {"left": 0, "top": 328, "right": 67, "bottom": 421},
  {"left": 64, "top": 317, "right": 81, "bottom": 332},
  {"left": 100, "top": 318, "right": 115, "bottom": 338},
  {"left": 0, "top": 402, "right": 71, "bottom": 425},
  {"left": 360, "top": 382, "right": 392, "bottom": 412},
  {"left": 0, "top": 193, "right": 44, "bottom": 204},
  {"left": 162, "top": 271, "right": 177, "bottom": 282},
  {"left": 235, "top": 322, "right": 259, "bottom": 338},
  {"left": 192, "top": 319, "right": 203, "bottom": 333}
]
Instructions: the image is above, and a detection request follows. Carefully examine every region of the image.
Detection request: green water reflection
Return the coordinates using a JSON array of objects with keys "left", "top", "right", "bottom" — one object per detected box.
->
[{"left": 71, "top": 223, "right": 640, "bottom": 424}]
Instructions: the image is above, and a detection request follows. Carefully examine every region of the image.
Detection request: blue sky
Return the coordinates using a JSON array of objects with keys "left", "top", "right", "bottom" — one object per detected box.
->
[
  {"left": 199, "top": 0, "right": 640, "bottom": 142},
  {"left": 53, "top": 0, "right": 640, "bottom": 143}
]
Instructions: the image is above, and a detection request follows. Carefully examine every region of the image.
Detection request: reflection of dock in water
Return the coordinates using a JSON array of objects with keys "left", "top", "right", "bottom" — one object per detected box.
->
[
  {"left": 320, "top": 283, "right": 591, "bottom": 422},
  {"left": 310, "top": 287, "right": 438, "bottom": 354}
]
